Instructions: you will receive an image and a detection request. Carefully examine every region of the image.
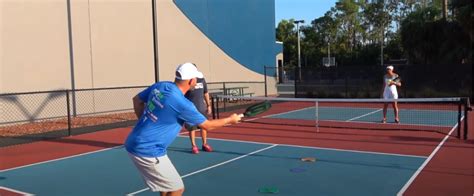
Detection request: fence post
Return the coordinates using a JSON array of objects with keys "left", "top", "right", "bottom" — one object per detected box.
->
[
  {"left": 66, "top": 90, "right": 72, "bottom": 136},
  {"left": 294, "top": 66, "right": 298, "bottom": 98},
  {"left": 457, "top": 100, "right": 462, "bottom": 139},
  {"left": 223, "top": 82, "right": 226, "bottom": 111},
  {"left": 216, "top": 96, "right": 220, "bottom": 119},
  {"left": 264, "top": 66, "right": 268, "bottom": 97},
  {"left": 211, "top": 96, "right": 216, "bottom": 119},
  {"left": 345, "top": 74, "right": 348, "bottom": 98},
  {"left": 463, "top": 98, "right": 470, "bottom": 140}
]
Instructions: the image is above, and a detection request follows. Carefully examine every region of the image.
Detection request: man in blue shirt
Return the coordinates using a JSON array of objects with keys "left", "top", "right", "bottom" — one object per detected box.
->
[{"left": 125, "top": 63, "right": 241, "bottom": 196}]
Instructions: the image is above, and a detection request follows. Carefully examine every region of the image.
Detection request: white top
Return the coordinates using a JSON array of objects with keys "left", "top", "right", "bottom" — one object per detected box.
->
[{"left": 383, "top": 74, "right": 399, "bottom": 99}]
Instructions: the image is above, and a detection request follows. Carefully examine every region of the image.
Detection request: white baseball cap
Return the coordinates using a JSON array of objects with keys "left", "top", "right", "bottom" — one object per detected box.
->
[
  {"left": 386, "top": 65, "right": 394, "bottom": 70},
  {"left": 175, "top": 62, "right": 203, "bottom": 80}
]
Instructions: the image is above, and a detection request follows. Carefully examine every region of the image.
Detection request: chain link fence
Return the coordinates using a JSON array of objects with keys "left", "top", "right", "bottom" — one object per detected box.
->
[
  {"left": 0, "top": 82, "right": 268, "bottom": 147},
  {"left": 0, "top": 86, "right": 146, "bottom": 147},
  {"left": 265, "top": 64, "right": 472, "bottom": 99}
]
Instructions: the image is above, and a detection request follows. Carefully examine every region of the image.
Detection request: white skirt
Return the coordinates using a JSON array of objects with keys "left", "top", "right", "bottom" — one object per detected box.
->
[{"left": 383, "top": 86, "right": 398, "bottom": 99}]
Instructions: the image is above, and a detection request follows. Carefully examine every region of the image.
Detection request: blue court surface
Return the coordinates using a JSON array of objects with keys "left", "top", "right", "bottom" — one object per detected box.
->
[{"left": 1, "top": 136, "right": 427, "bottom": 196}]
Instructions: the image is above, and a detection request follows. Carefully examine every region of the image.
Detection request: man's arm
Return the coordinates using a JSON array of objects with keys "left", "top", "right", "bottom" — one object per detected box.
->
[
  {"left": 204, "top": 92, "right": 211, "bottom": 114},
  {"left": 133, "top": 95, "right": 145, "bottom": 119},
  {"left": 199, "top": 114, "right": 241, "bottom": 131}
]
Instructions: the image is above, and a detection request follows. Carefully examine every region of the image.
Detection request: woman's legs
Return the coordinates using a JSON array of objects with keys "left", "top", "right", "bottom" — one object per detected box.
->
[
  {"left": 392, "top": 102, "right": 399, "bottom": 123},
  {"left": 382, "top": 103, "right": 388, "bottom": 123}
]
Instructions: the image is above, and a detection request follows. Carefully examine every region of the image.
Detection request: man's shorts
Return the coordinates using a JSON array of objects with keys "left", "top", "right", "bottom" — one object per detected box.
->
[
  {"left": 185, "top": 110, "right": 208, "bottom": 131},
  {"left": 128, "top": 153, "right": 184, "bottom": 192}
]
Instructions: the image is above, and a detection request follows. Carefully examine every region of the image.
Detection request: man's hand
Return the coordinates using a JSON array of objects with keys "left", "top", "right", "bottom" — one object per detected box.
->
[
  {"left": 227, "top": 113, "right": 241, "bottom": 124},
  {"left": 198, "top": 113, "right": 242, "bottom": 131},
  {"left": 207, "top": 105, "right": 212, "bottom": 115}
]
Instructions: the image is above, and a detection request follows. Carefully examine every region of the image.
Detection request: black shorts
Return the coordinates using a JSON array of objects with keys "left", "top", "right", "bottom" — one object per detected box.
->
[{"left": 185, "top": 110, "right": 208, "bottom": 131}]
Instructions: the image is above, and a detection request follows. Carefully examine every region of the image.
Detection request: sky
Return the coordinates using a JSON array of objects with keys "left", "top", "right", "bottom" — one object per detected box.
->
[{"left": 275, "top": 0, "right": 338, "bottom": 27}]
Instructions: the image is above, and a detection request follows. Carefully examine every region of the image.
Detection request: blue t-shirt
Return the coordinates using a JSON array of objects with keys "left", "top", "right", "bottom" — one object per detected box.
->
[{"left": 125, "top": 82, "right": 207, "bottom": 157}]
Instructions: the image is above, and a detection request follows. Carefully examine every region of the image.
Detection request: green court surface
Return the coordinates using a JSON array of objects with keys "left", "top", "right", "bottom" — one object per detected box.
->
[
  {"left": 1, "top": 137, "right": 426, "bottom": 196},
  {"left": 268, "top": 107, "right": 458, "bottom": 127}
]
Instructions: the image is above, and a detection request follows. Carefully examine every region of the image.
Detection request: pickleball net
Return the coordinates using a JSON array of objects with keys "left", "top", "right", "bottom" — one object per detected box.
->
[{"left": 212, "top": 95, "right": 470, "bottom": 139}]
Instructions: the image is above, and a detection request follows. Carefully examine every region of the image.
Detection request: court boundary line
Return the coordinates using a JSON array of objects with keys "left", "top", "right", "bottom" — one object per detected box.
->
[
  {"left": 396, "top": 116, "right": 463, "bottom": 195},
  {"left": 345, "top": 109, "right": 382, "bottom": 121},
  {"left": 323, "top": 119, "right": 455, "bottom": 128},
  {"left": 176, "top": 135, "right": 428, "bottom": 159},
  {"left": 1, "top": 134, "right": 429, "bottom": 195},
  {"left": 2, "top": 130, "right": 429, "bottom": 173},
  {"left": 126, "top": 144, "right": 278, "bottom": 196},
  {"left": 0, "top": 186, "right": 35, "bottom": 195},
  {"left": 0, "top": 146, "right": 123, "bottom": 172}
]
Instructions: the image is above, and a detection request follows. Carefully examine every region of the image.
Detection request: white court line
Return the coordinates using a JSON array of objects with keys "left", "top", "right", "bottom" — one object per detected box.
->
[
  {"left": 1, "top": 130, "right": 429, "bottom": 173},
  {"left": 0, "top": 146, "right": 123, "bottom": 172},
  {"left": 396, "top": 116, "right": 463, "bottom": 196},
  {"left": 176, "top": 135, "right": 427, "bottom": 159},
  {"left": 126, "top": 144, "right": 278, "bottom": 196},
  {"left": 323, "top": 119, "right": 456, "bottom": 128},
  {"left": 345, "top": 109, "right": 382, "bottom": 122},
  {"left": 0, "top": 186, "right": 35, "bottom": 195}
]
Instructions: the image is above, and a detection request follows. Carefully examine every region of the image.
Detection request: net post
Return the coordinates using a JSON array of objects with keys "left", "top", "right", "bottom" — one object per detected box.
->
[
  {"left": 66, "top": 90, "right": 72, "bottom": 136},
  {"left": 463, "top": 98, "right": 470, "bottom": 140},
  {"left": 315, "top": 101, "right": 319, "bottom": 132},
  {"left": 457, "top": 100, "right": 461, "bottom": 139}
]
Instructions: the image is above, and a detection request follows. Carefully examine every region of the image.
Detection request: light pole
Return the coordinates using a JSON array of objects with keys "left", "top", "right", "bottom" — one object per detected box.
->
[
  {"left": 380, "top": 2, "right": 385, "bottom": 66},
  {"left": 294, "top": 20, "right": 304, "bottom": 81},
  {"left": 327, "top": 38, "right": 330, "bottom": 67}
]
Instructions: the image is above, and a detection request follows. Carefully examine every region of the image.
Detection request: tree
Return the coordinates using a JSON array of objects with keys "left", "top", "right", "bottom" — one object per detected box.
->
[{"left": 276, "top": 19, "right": 298, "bottom": 68}]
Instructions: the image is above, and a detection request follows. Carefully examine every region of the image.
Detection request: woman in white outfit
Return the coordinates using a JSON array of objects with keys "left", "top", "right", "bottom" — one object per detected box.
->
[{"left": 381, "top": 65, "right": 401, "bottom": 123}]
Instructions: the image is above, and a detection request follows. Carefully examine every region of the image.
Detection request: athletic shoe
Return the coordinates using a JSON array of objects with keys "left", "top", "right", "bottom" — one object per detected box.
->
[
  {"left": 191, "top": 145, "right": 199, "bottom": 154},
  {"left": 202, "top": 143, "right": 213, "bottom": 152}
]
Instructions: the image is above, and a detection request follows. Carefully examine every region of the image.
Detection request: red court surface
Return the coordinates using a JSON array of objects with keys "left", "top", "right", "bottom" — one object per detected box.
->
[
  {"left": 1, "top": 111, "right": 473, "bottom": 195},
  {"left": 0, "top": 186, "right": 32, "bottom": 196}
]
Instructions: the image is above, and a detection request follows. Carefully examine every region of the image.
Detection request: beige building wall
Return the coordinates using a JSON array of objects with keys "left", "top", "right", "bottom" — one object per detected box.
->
[
  {"left": 86, "top": 0, "right": 154, "bottom": 88},
  {"left": 155, "top": 1, "right": 211, "bottom": 82},
  {"left": 1, "top": 0, "right": 71, "bottom": 93},
  {"left": 1, "top": 0, "right": 155, "bottom": 93},
  {"left": 69, "top": 0, "right": 155, "bottom": 114},
  {"left": 69, "top": 0, "right": 94, "bottom": 89},
  {"left": 0, "top": 1, "right": 4, "bottom": 93},
  {"left": 156, "top": 0, "right": 264, "bottom": 83},
  {"left": 1, "top": 0, "right": 155, "bottom": 124},
  {"left": 1, "top": 0, "right": 278, "bottom": 125}
]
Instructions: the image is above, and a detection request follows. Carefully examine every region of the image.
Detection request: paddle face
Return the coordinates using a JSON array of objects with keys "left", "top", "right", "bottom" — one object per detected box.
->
[
  {"left": 392, "top": 76, "right": 401, "bottom": 83},
  {"left": 241, "top": 101, "right": 272, "bottom": 117}
]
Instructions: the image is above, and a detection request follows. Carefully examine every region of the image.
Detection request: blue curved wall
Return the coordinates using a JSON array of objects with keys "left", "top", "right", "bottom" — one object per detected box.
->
[{"left": 173, "top": 0, "right": 276, "bottom": 75}]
